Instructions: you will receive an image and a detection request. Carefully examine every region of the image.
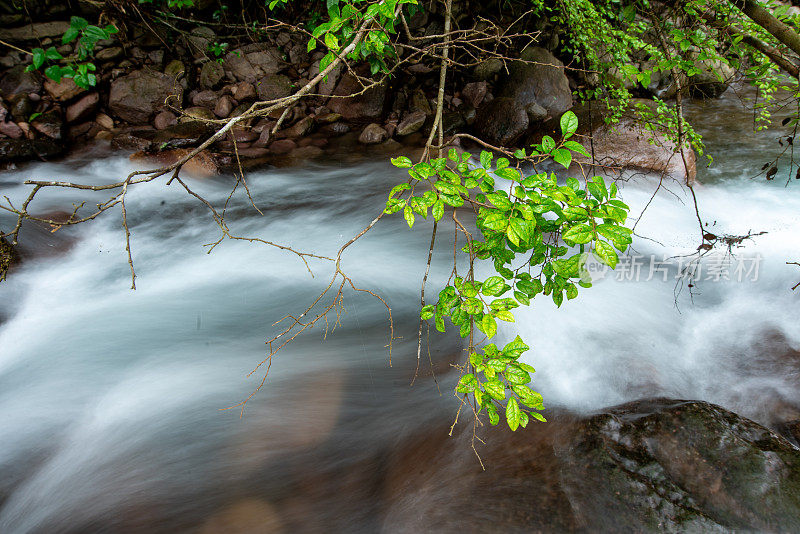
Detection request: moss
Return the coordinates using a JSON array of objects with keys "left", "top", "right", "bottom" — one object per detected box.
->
[{"left": 0, "top": 235, "right": 18, "bottom": 281}]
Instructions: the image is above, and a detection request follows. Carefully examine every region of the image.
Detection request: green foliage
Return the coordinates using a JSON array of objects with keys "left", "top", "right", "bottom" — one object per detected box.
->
[
  {"left": 389, "top": 113, "right": 632, "bottom": 430},
  {"left": 25, "top": 16, "right": 117, "bottom": 89}
]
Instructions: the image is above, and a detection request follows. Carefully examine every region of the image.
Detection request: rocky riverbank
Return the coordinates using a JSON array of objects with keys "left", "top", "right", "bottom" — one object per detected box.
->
[{"left": 0, "top": 5, "right": 734, "bottom": 180}]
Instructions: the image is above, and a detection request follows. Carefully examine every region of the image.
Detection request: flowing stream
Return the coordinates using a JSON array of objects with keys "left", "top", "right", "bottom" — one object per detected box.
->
[{"left": 1, "top": 89, "right": 799, "bottom": 532}]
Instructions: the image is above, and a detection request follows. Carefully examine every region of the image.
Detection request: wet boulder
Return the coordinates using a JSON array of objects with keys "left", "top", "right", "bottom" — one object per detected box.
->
[
  {"left": 109, "top": 70, "right": 184, "bottom": 125},
  {"left": 327, "top": 72, "right": 386, "bottom": 122},
  {"left": 474, "top": 97, "right": 529, "bottom": 146},
  {"left": 558, "top": 398, "right": 800, "bottom": 532},
  {"left": 0, "top": 138, "right": 63, "bottom": 162},
  {"left": 0, "top": 65, "right": 42, "bottom": 100},
  {"left": 497, "top": 47, "right": 572, "bottom": 119}
]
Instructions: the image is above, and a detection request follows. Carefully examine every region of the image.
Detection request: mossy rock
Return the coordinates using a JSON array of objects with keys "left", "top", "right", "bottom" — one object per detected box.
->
[{"left": 0, "top": 235, "right": 18, "bottom": 280}]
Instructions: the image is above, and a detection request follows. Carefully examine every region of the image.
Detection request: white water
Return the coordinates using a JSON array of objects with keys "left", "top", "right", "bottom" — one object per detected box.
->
[{"left": 0, "top": 92, "right": 799, "bottom": 532}]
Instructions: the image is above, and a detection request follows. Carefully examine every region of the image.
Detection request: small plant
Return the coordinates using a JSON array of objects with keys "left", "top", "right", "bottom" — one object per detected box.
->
[
  {"left": 208, "top": 41, "right": 230, "bottom": 63},
  {"left": 25, "top": 16, "right": 117, "bottom": 89}
]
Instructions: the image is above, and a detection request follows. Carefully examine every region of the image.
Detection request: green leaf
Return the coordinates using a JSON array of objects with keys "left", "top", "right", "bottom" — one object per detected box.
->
[
  {"left": 403, "top": 205, "right": 415, "bottom": 228},
  {"left": 44, "top": 64, "right": 64, "bottom": 82},
  {"left": 502, "top": 336, "right": 529, "bottom": 358},
  {"left": 494, "top": 310, "right": 515, "bottom": 322},
  {"left": 462, "top": 297, "right": 482, "bottom": 315},
  {"left": 391, "top": 156, "right": 412, "bottom": 168},
  {"left": 562, "top": 224, "right": 594, "bottom": 245},
  {"left": 420, "top": 304, "right": 435, "bottom": 320},
  {"left": 506, "top": 217, "right": 533, "bottom": 246},
  {"left": 541, "top": 135, "right": 556, "bottom": 153},
  {"left": 486, "top": 193, "right": 513, "bottom": 211},
  {"left": 551, "top": 148, "right": 572, "bottom": 169},
  {"left": 482, "top": 314, "right": 497, "bottom": 339},
  {"left": 593, "top": 239, "right": 618, "bottom": 268},
  {"left": 560, "top": 110, "right": 578, "bottom": 138},
  {"left": 480, "top": 150, "right": 492, "bottom": 169},
  {"left": 384, "top": 198, "right": 405, "bottom": 214},
  {"left": 432, "top": 200, "right": 444, "bottom": 221},
  {"left": 70, "top": 16, "right": 89, "bottom": 30},
  {"left": 505, "top": 364, "right": 531, "bottom": 385},
  {"left": 484, "top": 378, "right": 505, "bottom": 400},
  {"left": 530, "top": 411, "right": 547, "bottom": 422},
  {"left": 482, "top": 276, "right": 505, "bottom": 296},
  {"left": 31, "top": 48, "right": 45, "bottom": 69},
  {"left": 563, "top": 140, "right": 590, "bottom": 157},
  {"left": 506, "top": 397, "right": 521, "bottom": 431},
  {"left": 487, "top": 403, "right": 500, "bottom": 425},
  {"left": 457, "top": 373, "right": 478, "bottom": 393}
]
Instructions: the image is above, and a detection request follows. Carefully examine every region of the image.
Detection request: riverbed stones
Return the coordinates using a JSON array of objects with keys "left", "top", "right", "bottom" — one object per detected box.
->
[
  {"left": 396, "top": 111, "right": 426, "bottom": 136},
  {"left": 498, "top": 46, "right": 572, "bottom": 118},
  {"left": 328, "top": 72, "right": 386, "bottom": 121},
  {"left": 109, "top": 70, "right": 183, "bottom": 124},
  {"left": 214, "top": 95, "right": 236, "bottom": 118},
  {"left": 358, "top": 123, "right": 388, "bottom": 144},
  {"left": 0, "top": 137, "right": 63, "bottom": 162},
  {"left": 475, "top": 97, "right": 529, "bottom": 146},
  {"left": 461, "top": 81, "right": 487, "bottom": 109},
  {"left": 256, "top": 74, "right": 292, "bottom": 102},
  {"left": 66, "top": 93, "right": 99, "bottom": 124},
  {"left": 0, "top": 65, "right": 42, "bottom": 100},
  {"left": 224, "top": 47, "right": 282, "bottom": 83},
  {"left": 153, "top": 110, "right": 177, "bottom": 130},
  {"left": 199, "top": 61, "right": 225, "bottom": 89},
  {"left": 44, "top": 77, "right": 83, "bottom": 102}
]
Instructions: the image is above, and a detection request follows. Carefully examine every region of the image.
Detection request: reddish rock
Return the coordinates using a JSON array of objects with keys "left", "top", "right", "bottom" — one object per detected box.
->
[
  {"left": 95, "top": 113, "right": 114, "bottom": 130},
  {"left": 229, "top": 127, "right": 259, "bottom": 143},
  {"left": 66, "top": 92, "right": 99, "bottom": 124},
  {"left": 191, "top": 90, "right": 218, "bottom": 109},
  {"left": 235, "top": 147, "right": 270, "bottom": 158},
  {"left": 252, "top": 128, "right": 271, "bottom": 148},
  {"left": 328, "top": 72, "right": 386, "bottom": 121},
  {"left": 283, "top": 116, "right": 313, "bottom": 138},
  {"left": 31, "top": 110, "right": 63, "bottom": 140},
  {"left": 153, "top": 111, "right": 177, "bottom": 130},
  {"left": 231, "top": 81, "right": 257, "bottom": 101},
  {"left": 269, "top": 139, "right": 296, "bottom": 154},
  {"left": 44, "top": 78, "right": 84, "bottom": 102},
  {"left": 130, "top": 148, "right": 218, "bottom": 178},
  {"left": 0, "top": 121, "right": 24, "bottom": 139},
  {"left": 359, "top": 123, "right": 388, "bottom": 144},
  {"left": 214, "top": 95, "right": 236, "bottom": 118}
]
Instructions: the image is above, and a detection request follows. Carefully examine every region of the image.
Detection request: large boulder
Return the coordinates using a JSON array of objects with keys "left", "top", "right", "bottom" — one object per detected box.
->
[
  {"left": 0, "top": 138, "right": 63, "bottom": 163},
  {"left": 327, "top": 72, "right": 386, "bottom": 122},
  {"left": 256, "top": 74, "right": 292, "bottom": 102},
  {"left": 498, "top": 47, "right": 573, "bottom": 118},
  {"left": 109, "top": 70, "right": 184, "bottom": 125},
  {"left": 224, "top": 46, "right": 282, "bottom": 83},
  {"left": 383, "top": 398, "right": 800, "bottom": 532},
  {"left": 534, "top": 99, "right": 697, "bottom": 182},
  {"left": 474, "top": 97, "right": 529, "bottom": 146},
  {"left": 558, "top": 398, "right": 800, "bottom": 532}
]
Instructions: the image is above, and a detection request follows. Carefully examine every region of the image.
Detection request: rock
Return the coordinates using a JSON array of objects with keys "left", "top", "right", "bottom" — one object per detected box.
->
[
  {"left": 164, "top": 60, "right": 186, "bottom": 78},
  {"left": 269, "top": 139, "right": 296, "bottom": 154},
  {"left": 181, "top": 107, "right": 215, "bottom": 122},
  {"left": 185, "top": 26, "right": 216, "bottom": 58},
  {"left": 0, "top": 138, "right": 63, "bottom": 162},
  {"left": 498, "top": 47, "right": 572, "bottom": 119},
  {"left": 559, "top": 398, "right": 800, "bottom": 532},
  {"left": 231, "top": 81, "right": 257, "bottom": 101},
  {"left": 0, "top": 21, "right": 70, "bottom": 41},
  {"left": 396, "top": 111, "right": 426, "bottom": 136},
  {"left": 554, "top": 100, "right": 697, "bottom": 182},
  {"left": 43, "top": 78, "right": 83, "bottom": 102},
  {"left": 256, "top": 74, "right": 292, "bottom": 102},
  {"left": 153, "top": 111, "right": 177, "bottom": 130},
  {"left": 228, "top": 127, "right": 259, "bottom": 143},
  {"left": 95, "top": 113, "right": 114, "bottom": 130},
  {"left": 475, "top": 97, "right": 529, "bottom": 146},
  {"left": 409, "top": 88, "right": 432, "bottom": 116},
  {"left": 328, "top": 72, "right": 386, "bottom": 121},
  {"left": 95, "top": 47, "right": 123, "bottom": 61},
  {"left": 224, "top": 47, "right": 282, "bottom": 83},
  {"left": 0, "top": 120, "right": 24, "bottom": 139},
  {"left": 214, "top": 95, "right": 236, "bottom": 118},
  {"left": 191, "top": 90, "right": 218, "bottom": 109},
  {"left": 130, "top": 148, "right": 218, "bottom": 178},
  {"left": 153, "top": 121, "right": 212, "bottom": 147},
  {"left": 110, "top": 131, "right": 154, "bottom": 151},
  {"left": 315, "top": 112, "right": 341, "bottom": 124},
  {"left": 66, "top": 92, "right": 99, "bottom": 124},
  {"left": 283, "top": 116, "right": 313, "bottom": 138},
  {"left": 473, "top": 58, "right": 504, "bottom": 81},
  {"left": 689, "top": 59, "right": 736, "bottom": 98},
  {"left": 0, "top": 65, "right": 42, "bottom": 100},
  {"left": 8, "top": 94, "right": 33, "bottom": 122},
  {"left": 199, "top": 499, "right": 285, "bottom": 534},
  {"left": 148, "top": 49, "right": 165, "bottom": 67},
  {"left": 461, "top": 81, "right": 487, "bottom": 109},
  {"left": 319, "top": 122, "right": 350, "bottom": 136},
  {"left": 31, "top": 110, "right": 63, "bottom": 139},
  {"left": 200, "top": 61, "right": 225, "bottom": 89},
  {"left": 109, "top": 70, "right": 183, "bottom": 124},
  {"left": 235, "top": 147, "right": 271, "bottom": 159},
  {"left": 525, "top": 102, "right": 548, "bottom": 122},
  {"left": 289, "top": 145, "right": 323, "bottom": 159},
  {"left": 358, "top": 123, "right": 388, "bottom": 144},
  {"left": 253, "top": 128, "right": 271, "bottom": 148}
]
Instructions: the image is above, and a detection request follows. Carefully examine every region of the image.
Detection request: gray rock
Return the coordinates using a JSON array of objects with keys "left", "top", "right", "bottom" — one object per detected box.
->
[
  {"left": 358, "top": 123, "right": 388, "bottom": 144},
  {"left": 396, "top": 111, "right": 426, "bottom": 136},
  {"left": 224, "top": 48, "right": 282, "bottom": 83},
  {"left": 164, "top": 60, "right": 186, "bottom": 78},
  {"left": 95, "top": 47, "right": 123, "bottom": 61},
  {"left": 409, "top": 88, "right": 432, "bottom": 116},
  {"left": 0, "top": 120, "right": 24, "bottom": 139},
  {"left": 525, "top": 102, "right": 548, "bottom": 122},
  {"left": 185, "top": 26, "right": 216, "bottom": 58},
  {"left": 283, "top": 116, "right": 313, "bottom": 138},
  {"left": 328, "top": 73, "right": 386, "bottom": 121},
  {"left": 256, "top": 74, "right": 292, "bottom": 102},
  {"left": 109, "top": 70, "right": 184, "bottom": 124},
  {"left": 153, "top": 110, "right": 177, "bottom": 130},
  {"left": 475, "top": 97, "right": 529, "bottom": 146},
  {"left": 31, "top": 110, "right": 63, "bottom": 139},
  {"left": 0, "top": 65, "right": 42, "bottom": 100},
  {"left": 473, "top": 58, "right": 504, "bottom": 81},
  {"left": 0, "top": 138, "right": 63, "bottom": 163},
  {"left": 200, "top": 61, "right": 225, "bottom": 89},
  {"left": 269, "top": 139, "right": 297, "bottom": 154},
  {"left": 461, "top": 81, "right": 487, "bottom": 109},
  {"left": 231, "top": 81, "right": 257, "bottom": 101},
  {"left": 0, "top": 21, "right": 70, "bottom": 41},
  {"left": 498, "top": 47, "right": 572, "bottom": 118},
  {"left": 192, "top": 90, "right": 218, "bottom": 109}
]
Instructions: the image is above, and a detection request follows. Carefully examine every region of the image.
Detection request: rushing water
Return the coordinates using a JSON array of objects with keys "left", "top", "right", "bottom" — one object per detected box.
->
[{"left": 1, "top": 90, "right": 799, "bottom": 532}]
